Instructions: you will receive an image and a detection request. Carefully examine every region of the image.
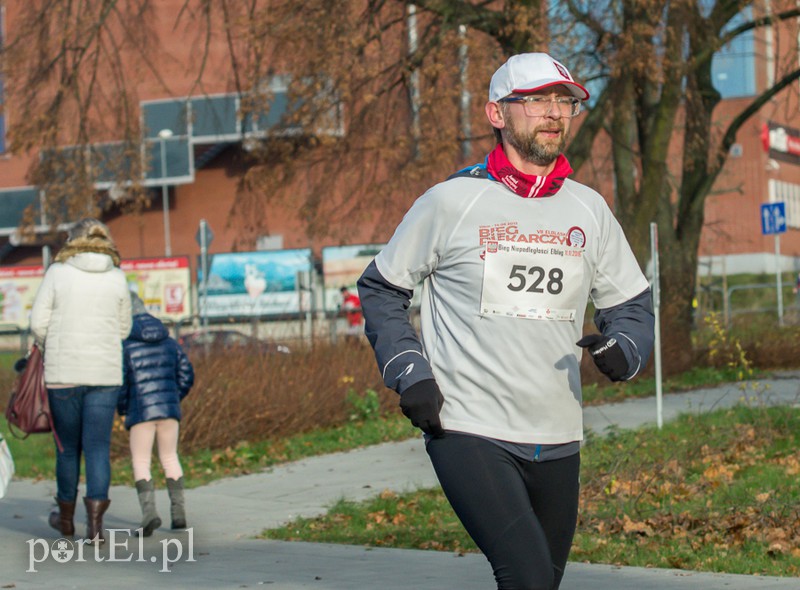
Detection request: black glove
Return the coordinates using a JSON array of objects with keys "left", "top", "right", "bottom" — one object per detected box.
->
[
  {"left": 576, "top": 334, "right": 629, "bottom": 382},
  {"left": 399, "top": 379, "right": 445, "bottom": 437}
]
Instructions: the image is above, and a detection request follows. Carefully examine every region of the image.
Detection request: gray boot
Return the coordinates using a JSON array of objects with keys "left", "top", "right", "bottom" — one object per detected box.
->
[
  {"left": 166, "top": 477, "right": 187, "bottom": 529},
  {"left": 135, "top": 479, "right": 162, "bottom": 537}
]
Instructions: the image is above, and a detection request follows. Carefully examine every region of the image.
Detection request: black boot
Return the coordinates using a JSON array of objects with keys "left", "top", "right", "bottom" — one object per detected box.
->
[
  {"left": 135, "top": 479, "right": 162, "bottom": 537},
  {"left": 166, "top": 477, "right": 187, "bottom": 529},
  {"left": 83, "top": 497, "right": 111, "bottom": 543},
  {"left": 48, "top": 498, "right": 76, "bottom": 537}
]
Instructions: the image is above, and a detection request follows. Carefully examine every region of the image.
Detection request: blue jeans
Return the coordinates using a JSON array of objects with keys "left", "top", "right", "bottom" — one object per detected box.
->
[{"left": 48, "top": 386, "right": 118, "bottom": 502}]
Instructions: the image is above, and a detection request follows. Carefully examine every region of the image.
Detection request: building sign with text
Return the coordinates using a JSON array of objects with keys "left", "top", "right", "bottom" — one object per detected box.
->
[{"left": 762, "top": 121, "right": 800, "bottom": 166}]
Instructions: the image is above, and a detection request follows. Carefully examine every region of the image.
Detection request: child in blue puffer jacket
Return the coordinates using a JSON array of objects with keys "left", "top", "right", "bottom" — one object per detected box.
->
[{"left": 117, "top": 293, "right": 194, "bottom": 537}]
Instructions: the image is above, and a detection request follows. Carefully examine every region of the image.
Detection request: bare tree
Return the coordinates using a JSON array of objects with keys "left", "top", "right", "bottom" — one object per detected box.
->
[
  {"left": 401, "top": 0, "right": 800, "bottom": 371},
  {"left": 550, "top": 0, "right": 800, "bottom": 371},
  {"left": 2, "top": 0, "right": 159, "bottom": 229}
]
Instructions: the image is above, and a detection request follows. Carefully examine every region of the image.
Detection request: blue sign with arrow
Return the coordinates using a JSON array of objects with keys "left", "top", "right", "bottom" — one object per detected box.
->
[{"left": 761, "top": 202, "right": 787, "bottom": 235}]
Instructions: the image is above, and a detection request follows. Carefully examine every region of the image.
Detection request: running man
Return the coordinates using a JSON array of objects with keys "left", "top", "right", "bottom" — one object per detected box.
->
[{"left": 358, "top": 53, "right": 655, "bottom": 589}]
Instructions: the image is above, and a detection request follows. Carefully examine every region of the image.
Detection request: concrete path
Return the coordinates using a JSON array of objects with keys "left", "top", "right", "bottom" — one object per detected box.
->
[{"left": 1, "top": 377, "right": 799, "bottom": 589}]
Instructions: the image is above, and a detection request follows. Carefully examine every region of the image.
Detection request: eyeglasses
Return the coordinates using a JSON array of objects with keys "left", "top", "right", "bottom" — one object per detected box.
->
[{"left": 498, "top": 95, "right": 582, "bottom": 118}]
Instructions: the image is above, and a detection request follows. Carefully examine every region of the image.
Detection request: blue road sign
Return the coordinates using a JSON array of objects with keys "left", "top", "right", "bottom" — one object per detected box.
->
[{"left": 761, "top": 202, "right": 787, "bottom": 235}]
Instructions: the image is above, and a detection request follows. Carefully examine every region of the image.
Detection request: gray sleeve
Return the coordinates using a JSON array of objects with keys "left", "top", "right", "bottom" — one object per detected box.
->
[
  {"left": 357, "top": 260, "right": 435, "bottom": 394},
  {"left": 594, "top": 288, "right": 655, "bottom": 380}
]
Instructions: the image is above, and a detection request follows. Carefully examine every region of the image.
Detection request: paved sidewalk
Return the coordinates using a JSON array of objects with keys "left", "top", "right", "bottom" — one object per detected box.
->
[{"left": 1, "top": 377, "right": 799, "bottom": 589}]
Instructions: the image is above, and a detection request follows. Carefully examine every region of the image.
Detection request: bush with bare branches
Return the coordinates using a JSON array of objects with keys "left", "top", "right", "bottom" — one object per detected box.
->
[{"left": 114, "top": 341, "right": 390, "bottom": 456}]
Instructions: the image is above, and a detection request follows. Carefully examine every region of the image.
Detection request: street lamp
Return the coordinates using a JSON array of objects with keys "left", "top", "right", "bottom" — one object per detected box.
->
[{"left": 158, "top": 128, "right": 174, "bottom": 257}]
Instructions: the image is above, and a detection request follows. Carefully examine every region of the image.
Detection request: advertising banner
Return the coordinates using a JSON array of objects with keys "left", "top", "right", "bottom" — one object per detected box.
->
[
  {"left": 122, "top": 257, "right": 192, "bottom": 322},
  {"left": 0, "top": 265, "right": 44, "bottom": 329},
  {"left": 0, "top": 258, "right": 192, "bottom": 328},
  {"left": 321, "top": 244, "right": 384, "bottom": 312},
  {"left": 198, "top": 249, "right": 312, "bottom": 318}
]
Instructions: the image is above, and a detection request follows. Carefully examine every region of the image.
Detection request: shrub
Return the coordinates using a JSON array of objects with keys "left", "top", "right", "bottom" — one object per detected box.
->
[
  {"left": 117, "top": 341, "right": 392, "bottom": 458},
  {"left": 3, "top": 318, "right": 800, "bottom": 463}
]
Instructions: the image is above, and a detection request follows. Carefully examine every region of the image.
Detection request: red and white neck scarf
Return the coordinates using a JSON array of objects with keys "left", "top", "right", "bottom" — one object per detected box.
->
[{"left": 486, "top": 144, "right": 573, "bottom": 199}]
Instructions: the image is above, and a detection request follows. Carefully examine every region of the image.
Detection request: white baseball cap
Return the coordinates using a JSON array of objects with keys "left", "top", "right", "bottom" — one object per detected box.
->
[{"left": 489, "top": 53, "right": 590, "bottom": 102}]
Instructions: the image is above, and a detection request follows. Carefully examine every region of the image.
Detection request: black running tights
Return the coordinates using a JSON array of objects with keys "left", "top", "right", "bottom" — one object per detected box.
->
[{"left": 426, "top": 433, "right": 580, "bottom": 590}]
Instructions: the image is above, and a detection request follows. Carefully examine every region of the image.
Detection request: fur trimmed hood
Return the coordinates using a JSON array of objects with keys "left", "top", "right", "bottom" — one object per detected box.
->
[{"left": 54, "top": 236, "right": 121, "bottom": 267}]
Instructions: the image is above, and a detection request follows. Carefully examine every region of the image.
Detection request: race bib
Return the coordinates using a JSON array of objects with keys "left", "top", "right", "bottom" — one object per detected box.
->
[{"left": 480, "top": 241, "right": 585, "bottom": 321}]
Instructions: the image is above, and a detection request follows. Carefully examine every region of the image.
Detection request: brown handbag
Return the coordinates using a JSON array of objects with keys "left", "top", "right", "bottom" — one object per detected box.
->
[{"left": 5, "top": 344, "right": 62, "bottom": 451}]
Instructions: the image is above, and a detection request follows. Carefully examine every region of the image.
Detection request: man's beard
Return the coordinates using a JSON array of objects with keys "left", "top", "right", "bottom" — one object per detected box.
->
[{"left": 504, "top": 116, "right": 566, "bottom": 166}]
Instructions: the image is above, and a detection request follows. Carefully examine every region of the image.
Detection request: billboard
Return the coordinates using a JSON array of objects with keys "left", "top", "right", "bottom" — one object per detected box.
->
[
  {"left": 321, "top": 244, "right": 384, "bottom": 312},
  {"left": 122, "top": 257, "right": 192, "bottom": 322},
  {"left": 198, "top": 249, "right": 312, "bottom": 318},
  {"left": 0, "top": 257, "right": 192, "bottom": 329},
  {"left": 0, "top": 265, "right": 44, "bottom": 329}
]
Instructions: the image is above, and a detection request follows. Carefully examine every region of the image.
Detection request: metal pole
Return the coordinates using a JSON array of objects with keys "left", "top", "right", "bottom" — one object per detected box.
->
[
  {"left": 305, "top": 270, "right": 313, "bottom": 343},
  {"left": 776, "top": 233, "right": 784, "bottom": 327},
  {"left": 458, "top": 24, "right": 471, "bottom": 160},
  {"left": 407, "top": 4, "right": 420, "bottom": 154},
  {"left": 722, "top": 257, "right": 729, "bottom": 328},
  {"left": 650, "top": 222, "right": 663, "bottom": 429},
  {"left": 158, "top": 129, "right": 173, "bottom": 257},
  {"left": 42, "top": 245, "right": 51, "bottom": 271},
  {"left": 200, "top": 219, "right": 209, "bottom": 331}
]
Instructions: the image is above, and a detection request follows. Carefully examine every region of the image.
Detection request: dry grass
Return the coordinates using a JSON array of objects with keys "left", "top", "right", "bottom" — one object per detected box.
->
[{"left": 109, "top": 341, "right": 390, "bottom": 457}]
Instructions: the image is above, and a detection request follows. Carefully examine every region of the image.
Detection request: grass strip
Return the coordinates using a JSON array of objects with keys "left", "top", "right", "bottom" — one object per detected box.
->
[
  {"left": 2, "top": 412, "right": 417, "bottom": 488},
  {"left": 263, "top": 405, "right": 800, "bottom": 577}
]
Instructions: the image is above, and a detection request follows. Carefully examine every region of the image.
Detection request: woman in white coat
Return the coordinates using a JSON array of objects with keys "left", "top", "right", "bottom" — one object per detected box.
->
[{"left": 30, "top": 218, "right": 132, "bottom": 543}]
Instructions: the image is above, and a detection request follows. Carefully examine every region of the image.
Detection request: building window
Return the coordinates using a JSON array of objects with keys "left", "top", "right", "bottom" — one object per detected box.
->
[
  {"left": 711, "top": 7, "right": 756, "bottom": 98},
  {"left": 769, "top": 179, "right": 800, "bottom": 229},
  {"left": 547, "top": 2, "right": 756, "bottom": 102}
]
